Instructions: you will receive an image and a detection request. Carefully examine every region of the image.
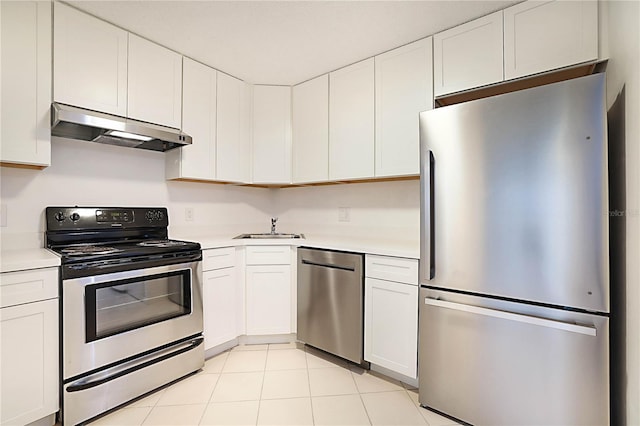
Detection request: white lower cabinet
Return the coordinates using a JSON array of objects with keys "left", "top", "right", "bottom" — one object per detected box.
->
[
  {"left": 1, "top": 267, "right": 59, "bottom": 426},
  {"left": 203, "top": 268, "right": 238, "bottom": 350},
  {"left": 246, "top": 266, "right": 291, "bottom": 335},
  {"left": 364, "top": 255, "right": 419, "bottom": 379},
  {"left": 202, "top": 248, "right": 239, "bottom": 350},
  {"left": 245, "top": 246, "right": 292, "bottom": 335}
]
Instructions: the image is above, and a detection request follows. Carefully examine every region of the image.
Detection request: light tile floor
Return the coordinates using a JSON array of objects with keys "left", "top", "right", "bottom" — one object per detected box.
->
[{"left": 90, "top": 343, "right": 461, "bottom": 426}]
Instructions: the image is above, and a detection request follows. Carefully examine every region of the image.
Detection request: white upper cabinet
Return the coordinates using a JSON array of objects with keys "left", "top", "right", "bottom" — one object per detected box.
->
[
  {"left": 329, "top": 58, "right": 375, "bottom": 181},
  {"left": 127, "top": 34, "right": 182, "bottom": 128},
  {"left": 216, "top": 73, "right": 251, "bottom": 183},
  {"left": 53, "top": 2, "right": 127, "bottom": 117},
  {"left": 375, "top": 38, "right": 433, "bottom": 177},
  {"left": 1, "top": 1, "right": 51, "bottom": 168},
  {"left": 292, "top": 75, "right": 329, "bottom": 184},
  {"left": 503, "top": 0, "right": 598, "bottom": 80},
  {"left": 433, "top": 11, "right": 504, "bottom": 96},
  {"left": 166, "top": 58, "right": 217, "bottom": 181},
  {"left": 252, "top": 85, "right": 292, "bottom": 184}
]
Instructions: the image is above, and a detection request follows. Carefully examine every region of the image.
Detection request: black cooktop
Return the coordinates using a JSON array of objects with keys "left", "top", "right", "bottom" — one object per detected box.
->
[
  {"left": 50, "top": 238, "right": 201, "bottom": 264},
  {"left": 45, "top": 207, "right": 202, "bottom": 277}
]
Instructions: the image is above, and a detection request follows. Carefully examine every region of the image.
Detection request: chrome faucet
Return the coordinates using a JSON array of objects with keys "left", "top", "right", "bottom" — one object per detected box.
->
[{"left": 270, "top": 217, "right": 278, "bottom": 234}]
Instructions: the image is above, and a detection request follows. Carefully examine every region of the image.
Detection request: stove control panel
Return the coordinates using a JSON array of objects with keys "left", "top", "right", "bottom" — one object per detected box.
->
[
  {"left": 96, "top": 209, "right": 133, "bottom": 223},
  {"left": 144, "top": 209, "right": 165, "bottom": 222},
  {"left": 46, "top": 207, "right": 169, "bottom": 230}
]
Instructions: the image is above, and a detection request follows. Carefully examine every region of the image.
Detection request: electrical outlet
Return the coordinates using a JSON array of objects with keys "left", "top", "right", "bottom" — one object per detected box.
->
[
  {"left": 338, "top": 207, "right": 350, "bottom": 222},
  {"left": 185, "top": 207, "right": 194, "bottom": 222},
  {"left": 0, "top": 204, "right": 6, "bottom": 227}
]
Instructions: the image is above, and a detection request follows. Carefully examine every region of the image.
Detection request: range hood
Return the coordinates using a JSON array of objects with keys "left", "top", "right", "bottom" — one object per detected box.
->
[{"left": 51, "top": 103, "right": 192, "bottom": 152}]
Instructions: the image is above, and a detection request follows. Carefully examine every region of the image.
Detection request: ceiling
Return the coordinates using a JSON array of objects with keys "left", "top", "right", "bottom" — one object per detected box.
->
[{"left": 66, "top": 0, "right": 520, "bottom": 86}]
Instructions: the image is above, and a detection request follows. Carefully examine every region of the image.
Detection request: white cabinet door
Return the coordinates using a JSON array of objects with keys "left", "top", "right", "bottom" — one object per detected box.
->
[
  {"left": 504, "top": 0, "right": 598, "bottom": 80},
  {"left": 252, "top": 85, "right": 292, "bottom": 184},
  {"left": 364, "top": 277, "right": 418, "bottom": 379},
  {"left": 203, "top": 267, "right": 238, "bottom": 350},
  {"left": 375, "top": 38, "right": 433, "bottom": 177},
  {"left": 1, "top": 299, "right": 58, "bottom": 426},
  {"left": 167, "top": 58, "right": 217, "bottom": 180},
  {"left": 53, "top": 2, "right": 127, "bottom": 117},
  {"left": 433, "top": 11, "right": 504, "bottom": 96},
  {"left": 1, "top": 1, "right": 51, "bottom": 168},
  {"left": 128, "top": 34, "right": 182, "bottom": 129},
  {"left": 217, "top": 73, "right": 251, "bottom": 183},
  {"left": 292, "top": 75, "right": 329, "bottom": 183},
  {"left": 246, "top": 265, "right": 291, "bottom": 335},
  {"left": 329, "top": 58, "right": 375, "bottom": 180}
]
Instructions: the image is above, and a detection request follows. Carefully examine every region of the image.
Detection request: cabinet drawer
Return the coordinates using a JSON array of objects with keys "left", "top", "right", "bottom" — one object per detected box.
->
[
  {"left": 0, "top": 267, "right": 58, "bottom": 308},
  {"left": 365, "top": 255, "right": 418, "bottom": 285},
  {"left": 202, "top": 247, "right": 235, "bottom": 271},
  {"left": 245, "top": 246, "right": 291, "bottom": 265}
]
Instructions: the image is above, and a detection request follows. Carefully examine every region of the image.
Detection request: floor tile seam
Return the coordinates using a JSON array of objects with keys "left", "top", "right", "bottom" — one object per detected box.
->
[
  {"left": 399, "top": 388, "right": 432, "bottom": 425},
  {"left": 260, "top": 392, "right": 313, "bottom": 401},
  {"left": 154, "top": 401, "right": 217, "bottom": 408},
  {"left": 255, "top": 362, "right": 267, "bottom": 426},
  {"left": 264, "top": 366, "right": 312, "bottom": 372},
  {"left": 304, "top": 356, "right": 316, "bottom": 426},
  {"left": 310, "top": 390, "right": 361, "bottom": 398},
  {"left": 356, "top": 389, "right": 374, "bottom": 426},
  {"left": 200, "top": 369, "right": 221, "bottom": 411},
  {"left": 210, "top": 396, "right": 264, "bottom": 403}
]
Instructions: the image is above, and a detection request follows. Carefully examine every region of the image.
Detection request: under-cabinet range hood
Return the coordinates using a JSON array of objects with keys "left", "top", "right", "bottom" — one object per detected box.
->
[{"left": 51, "top": 103, "right": 192, "bottom": 152}]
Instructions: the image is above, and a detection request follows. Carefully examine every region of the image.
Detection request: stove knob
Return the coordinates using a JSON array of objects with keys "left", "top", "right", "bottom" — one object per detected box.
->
[
  {"left": 54, "top": 211, "right": 66, "bottom": 222},
  {"left": 70, "top": 212, "right": 80, "bottom": 222}
]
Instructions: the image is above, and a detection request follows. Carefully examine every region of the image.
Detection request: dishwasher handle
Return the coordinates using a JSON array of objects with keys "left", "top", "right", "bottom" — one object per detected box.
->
[{"left": 301, "top": 259, "right": 356, "bottom": 272}]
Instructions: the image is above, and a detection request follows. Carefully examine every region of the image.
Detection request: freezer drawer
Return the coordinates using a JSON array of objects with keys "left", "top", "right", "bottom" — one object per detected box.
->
[{"left": 418, "top": 288, "right": 609, "bottom": 426}]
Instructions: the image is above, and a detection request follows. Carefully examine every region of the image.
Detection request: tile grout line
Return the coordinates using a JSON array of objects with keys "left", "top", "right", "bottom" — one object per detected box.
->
[
  {"left": 195, "top": 351, "right": 229, "bottom": 425},
  {"left": 254, "top": 346, "right": 270, "bottom": 425},
  {"left": 352, "top": 367, "right": 374, "bottom": 426},
  {"left": 302, "top": 345, "right": 316, "bottom": 425}
]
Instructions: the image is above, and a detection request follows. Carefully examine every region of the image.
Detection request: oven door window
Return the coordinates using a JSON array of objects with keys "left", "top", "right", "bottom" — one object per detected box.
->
[{"left": 85, "top": 269, "right": 192, "bottom": 342}]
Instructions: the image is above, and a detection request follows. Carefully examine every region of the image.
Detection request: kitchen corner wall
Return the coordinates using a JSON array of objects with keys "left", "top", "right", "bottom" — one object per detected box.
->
[
  {"left": 603, "top": 1, "right": 640, "bottom": 424},
  {"left": 0, "top": 137, "right": 274, "bottom": 249},
  {"left": 272, "top": 180, "right": 420, "bottom": 243}
]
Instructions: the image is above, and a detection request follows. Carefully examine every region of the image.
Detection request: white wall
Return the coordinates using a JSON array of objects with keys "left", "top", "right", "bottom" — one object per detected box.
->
[
  {"left": 603, "top": 0, "right": 640, "bottom": 424},
  {"left": 273, "top": 180, "right": 420, "bottom": 242},
  {"left": 0, "top": 137, "right": 274, "bottom": 249}
]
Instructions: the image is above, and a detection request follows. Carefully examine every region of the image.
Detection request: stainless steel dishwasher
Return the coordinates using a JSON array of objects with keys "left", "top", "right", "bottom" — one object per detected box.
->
[{"left": 297, "top": 247, "right": 365, "bottom": 365}]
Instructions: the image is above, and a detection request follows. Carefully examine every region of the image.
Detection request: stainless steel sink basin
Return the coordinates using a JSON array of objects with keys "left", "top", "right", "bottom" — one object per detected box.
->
[{"left": 233, "top": 233, "right": 305, "bottom": 239}]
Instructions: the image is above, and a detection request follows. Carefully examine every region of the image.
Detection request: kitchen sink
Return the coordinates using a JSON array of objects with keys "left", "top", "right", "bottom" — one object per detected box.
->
[{"left": 233, "top": 233, "right": 305, "bottom": 239}]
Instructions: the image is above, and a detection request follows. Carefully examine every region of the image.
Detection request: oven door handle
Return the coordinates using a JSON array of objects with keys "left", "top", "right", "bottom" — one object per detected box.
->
[{"left": 66, "top": 337, "right": 204, "bottom": 393}]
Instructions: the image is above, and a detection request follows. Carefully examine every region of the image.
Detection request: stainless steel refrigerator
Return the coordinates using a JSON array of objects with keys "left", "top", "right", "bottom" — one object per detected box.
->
[{"left": 418, "top": 73, "right": 609, "bottom": 425}]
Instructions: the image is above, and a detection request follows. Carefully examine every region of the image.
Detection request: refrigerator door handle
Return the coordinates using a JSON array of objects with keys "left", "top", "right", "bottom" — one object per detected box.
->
[
  {"left": 424, "top": 298, "right": 597, "bottom": 336},
  {"left": 420, "top": 148, "right": 434, "bottom": 281}
]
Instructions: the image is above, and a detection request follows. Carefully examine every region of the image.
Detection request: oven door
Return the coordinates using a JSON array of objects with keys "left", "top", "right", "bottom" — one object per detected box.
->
[{"left": 62, "top": 260, "right": 203, "bottom": 380}]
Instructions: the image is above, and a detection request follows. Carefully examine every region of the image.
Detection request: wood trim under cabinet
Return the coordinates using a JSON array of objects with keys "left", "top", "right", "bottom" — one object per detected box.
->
[{"left": 435, "top": 62, "right": 601, "bottom": 107}]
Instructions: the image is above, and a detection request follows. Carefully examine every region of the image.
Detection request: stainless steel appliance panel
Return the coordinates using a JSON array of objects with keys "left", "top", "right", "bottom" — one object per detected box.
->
[
  {"left": 63, "top": 261, "right": 203, "bottom": 380},
  {"left": 63, "top": 337, "right": 204, "bottom": 425},
  {"left": 297, "top": 248, "right": 364, "bottom": 364},
  {"left": 418, "top": 288, "right": 609, "bottom": 425},
  {"left": 420, "top": 74, "right": 609, "bottom": 313}
]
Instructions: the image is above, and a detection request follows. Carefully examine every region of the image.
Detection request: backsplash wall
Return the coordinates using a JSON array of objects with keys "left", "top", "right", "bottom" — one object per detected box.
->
[
  {"left": 0, "top": 137, "right": 274, "bottom": 249},
  {"left": 273, "top": 180, "right": 421, "bottom": 242}
]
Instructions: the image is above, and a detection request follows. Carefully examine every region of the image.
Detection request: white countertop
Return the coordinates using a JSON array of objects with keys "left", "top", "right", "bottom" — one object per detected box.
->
[
  {"left": 0, "top": 234, "right": 418, "bottom": 273},
  {"left": 1, "top": 248, "right": 61, "bottom": 274},
  {"left": 176, "top": 233, "right": 420, "bottom": 260}
]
